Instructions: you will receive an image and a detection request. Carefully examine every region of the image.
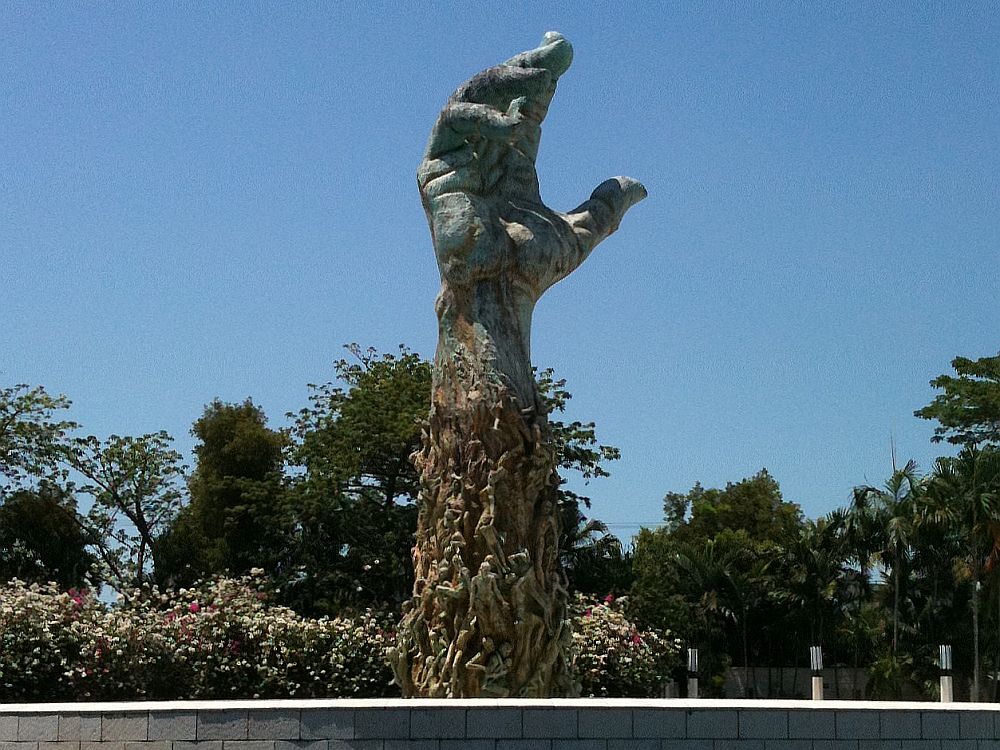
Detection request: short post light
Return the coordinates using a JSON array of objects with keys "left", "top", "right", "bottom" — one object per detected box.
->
[
  {"left": 809, "top": 645, "right": 823, "bottom": 701},
  {"left": 687, "top": 648, "right": 699, "bottom": 699},
  {"left": 939, "top": 644, "right": 953, "bottom": 703}
]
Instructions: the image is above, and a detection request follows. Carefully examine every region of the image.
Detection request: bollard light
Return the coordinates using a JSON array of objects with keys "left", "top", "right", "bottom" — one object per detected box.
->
[
  {"left": 687, "top": 648, "right": 699, "bottom": 699},
  {"left": 809, "top": 646, "right": 823, "bottom": 701},
  {"left": 939, "top": 644, "right": 953, "bottom": 703}
]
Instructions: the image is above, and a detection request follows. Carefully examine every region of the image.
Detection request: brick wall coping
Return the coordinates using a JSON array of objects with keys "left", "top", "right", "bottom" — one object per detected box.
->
[{"left": 0, "top": 698, "right": 995, "bottom": 712}]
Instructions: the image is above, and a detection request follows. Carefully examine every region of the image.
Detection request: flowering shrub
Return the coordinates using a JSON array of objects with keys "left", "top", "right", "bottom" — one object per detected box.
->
[
  {"left": 0, "top": 579, "right": 677, "bottom": 700},
  {"left": 0, "top": 574, "right": 396, "bottom": 701},
  {"left": 571, "top": 593, "right": 680, "bottom": 697},
  {"left": 0, "top": 583, "right": 103, "bottom": 700}
]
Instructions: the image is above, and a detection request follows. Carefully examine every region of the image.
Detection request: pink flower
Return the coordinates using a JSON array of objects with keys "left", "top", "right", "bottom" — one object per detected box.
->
[
  {"left": 603, "top": 593, "right": 614, "bottom": 604},
  {"left": 584, "top": 607, "right": 593, "bottom": 618},
  {"left": 189, "top": 602, "right": 200, "bottom": 613},
  {"left": 631, "top": 633, "right": 642, "bottom": 645}
]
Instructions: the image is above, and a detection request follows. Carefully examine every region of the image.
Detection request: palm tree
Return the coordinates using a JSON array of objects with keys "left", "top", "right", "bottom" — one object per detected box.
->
[
  {"left": 850, "top": 459, "right": 924, "bottom": 656},
  {"left": 674, "top": 532, "right": 767, "bottom": 695},
  {"left": 776, "top": 515, "right": 852, "bottom": 648},
  {"left": 923, "top": 445, "right": 1000, "bottom": 701}
]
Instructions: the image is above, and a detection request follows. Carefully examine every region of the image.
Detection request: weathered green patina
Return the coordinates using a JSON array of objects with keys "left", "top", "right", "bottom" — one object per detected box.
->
[{"left": 391, "top": 32, "right": 646, "bottom": 697}]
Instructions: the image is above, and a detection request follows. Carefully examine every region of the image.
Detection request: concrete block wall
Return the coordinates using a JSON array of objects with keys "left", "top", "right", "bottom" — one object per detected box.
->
[{"left": 0, "top": 699, "right": 998, "bottom": 750}]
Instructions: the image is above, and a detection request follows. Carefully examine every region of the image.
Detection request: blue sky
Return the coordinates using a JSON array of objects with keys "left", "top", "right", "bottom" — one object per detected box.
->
[{"left": 2, "top": 3, "right": 998, "bottom": 540}]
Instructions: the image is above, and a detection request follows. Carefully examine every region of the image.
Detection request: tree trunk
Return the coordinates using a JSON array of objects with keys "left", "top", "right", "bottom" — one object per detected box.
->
[
  {"left": 994, "top": 584, "right": 1000, "bottom": 701},
  {"left": 742, "top": 607, "right": 750, "bottom": 698},
  {"left": 990, "top": 588, "right": 1000, "bottom": 703},
  {"left": 973, "top": 577, "right": 981, "bottom": 701},
  {"left": 390, "top": 355, "right": 574, "bottom": 697},
  {"left": 892, "top": 550, "right": 900, "bottom": 656}
]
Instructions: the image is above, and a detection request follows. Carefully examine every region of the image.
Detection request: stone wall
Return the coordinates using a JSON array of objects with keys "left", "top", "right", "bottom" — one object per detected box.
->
[{"left": 1, "top": 699, "right": 998, "bottom": 749}]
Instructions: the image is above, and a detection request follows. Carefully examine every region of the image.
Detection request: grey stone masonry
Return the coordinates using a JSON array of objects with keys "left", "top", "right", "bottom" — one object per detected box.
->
[{"left": 0, "top": 699, "right": 998, "bottom": 749}]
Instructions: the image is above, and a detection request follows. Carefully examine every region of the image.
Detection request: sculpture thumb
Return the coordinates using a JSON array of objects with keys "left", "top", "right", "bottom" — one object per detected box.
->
[
  {"left": 591, "top": 176, "right": 648, "bottom": 214},
  {"left": 584, "top": 176, "right": 648, "bottom": 237}
]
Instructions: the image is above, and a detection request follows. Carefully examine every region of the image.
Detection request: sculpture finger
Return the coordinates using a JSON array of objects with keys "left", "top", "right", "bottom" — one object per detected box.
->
[
  {"left": 452, "top": 65, "right": 553, "bottom": 112},
  {"left": 425, "top": 100, "right": 525, "bottom": 160},
  {"left": 501, "top": 32, "right": 573, "bottom": 118},
  {"left": 504, "top": 31, "right": 573, "bottom": 79},
  {"left": 565, "top": 177, "right": 648, "bottom": 253}
]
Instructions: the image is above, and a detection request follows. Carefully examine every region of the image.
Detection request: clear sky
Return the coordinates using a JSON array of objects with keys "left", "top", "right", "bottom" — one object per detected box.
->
[{"left": 2, "top": 3, "right": 998, "bottom": 541}]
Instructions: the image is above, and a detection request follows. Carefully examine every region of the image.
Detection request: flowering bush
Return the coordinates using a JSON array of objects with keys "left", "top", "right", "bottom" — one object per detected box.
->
[
  {"left": 0, "top": 574, "right": 396, "bottom": 701},
  {"left": 0, "top": 583, "right": 103, "bottom": 700},
  {"left": 571, "top": 593, "right": 680, "bottom": 697},
  {"left": 0, "top": 579, "right": 677, "bottom": 700}
]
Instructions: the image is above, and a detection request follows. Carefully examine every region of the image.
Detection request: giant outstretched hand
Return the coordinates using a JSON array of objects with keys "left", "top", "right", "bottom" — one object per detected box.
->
[
  {"left": 395, "top": 33, "right": 646, "bottom": 697},
  {"left": 419, "top": 32, "right": 647, "bottom": 407}
]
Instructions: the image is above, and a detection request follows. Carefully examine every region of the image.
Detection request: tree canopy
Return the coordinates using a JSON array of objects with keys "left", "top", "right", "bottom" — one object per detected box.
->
[
  {"left": 0, "top": 384, "right": 75, "bottom": 497},
  {"left": 915, "top": 352, "right": 1000, "bottom": 446},
  {"left": 0, "top": 483, "right": 97, "bottom": 587},
  {"left": 661, "top": 469, "right": 802, "bottom": 545},
  {"left": 68, "top": 431, "right": 185, "bottom": 588},
  {"left": 156, "top": 399, "right": 289, "bottom": 586},
  {"left": 8, "top": 346, "right": 1000, "bottom": 699}
]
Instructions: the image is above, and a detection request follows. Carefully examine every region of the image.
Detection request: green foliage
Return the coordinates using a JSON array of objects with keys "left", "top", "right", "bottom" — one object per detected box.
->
[
  {"left": 274, "top": 345, "right": 622, "bottom": 616},
  {"left": 535, "top": 368, "right": 627, "bottom": 598},
  {"left": 281, "top": 346, "right": 428, "bottom": 615},
  {"left": 630, "top": 471, "right": 886, "bottom": 694},
  {"left": 0, "top": 384, "right": 76, "bottom": 497},
  {"left": 915, "top": 352, "right": 1000, "bottom": 446},
  {"left": 0, "top": 483, "right": 98, "bottom": 588},
  {"left": 67, "top": 432, "right": 185, "bottom": 589},
  {"left": 292, "top": 344, "right": 430, "bottom": 506},
  {"left": 536, "top": 368, "right": 621, "bottom": 511},
  {"left": 849, "top": 459, "right": 925, "bottom": 655},
  {"left": 663, "top": 469, "right": 803, "bottom": 545},
  {"left": 560, "top": 505, "right": 634, "bottom": 598},
  {"left": 157, "top": 400, "right": 289, "bottom": 585},
  {"left": 922, "top": 445, "right": 1000, "bottom": 699},
  {"left": 866, "top": 651, "right": 917, "bottom": 700},
  {"left": 278, "top": 490, "right": 417, "bottom": 617},
  {"left": 632, "top": 527, "right": 764, "bottom": 695}
]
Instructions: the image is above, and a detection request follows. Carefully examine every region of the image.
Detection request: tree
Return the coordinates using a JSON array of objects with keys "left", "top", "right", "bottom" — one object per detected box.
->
[
  {"left": 923, "top": 445, "right": 1000, "bottom": 700},
  {"left": 661, "top": 470, "right": 802, "bottom": 546},
  {"left": 915, "top": 352, "right": 1000, "bottom": 446},
  {"left": 0, "top": 482, "right": 98, "bottom": 587},
  {"left": 675, "top": 530, "right": 769, "bottom": 693},
  {"left": 292, "top": 345, "right": 430, "bottom": 508},
  {"left": 281, "top": 345, "right": 430, "bottom": 615},
  {"left": 559, "top": 505, "right": 633, "bottom": 597},
  {"left": 291, "top": 348, "right": 617, "bottom": 514},
  {"left": 282, "top": 346, "right": 621, "bottom": 616},
  {"left": 67, "top": 431, "right": 185, "bottom": 588},
  {"left": 851, "top": 459, "right": 924, "bottom": 656},
  {"left": 0, "top": 384, "right": 76, "bottom": 497},
  {"left": 157, "top": 399, "right": 289, "bottom": 585},
  {"left": 773, "top": 515, "right": 855, "bottom": 650},
  {"left": 632, "top": 471, "right": 808, "bottom": 693},
  {"left": 537, "top": 368, "right": 621, "bottom": 513}
]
